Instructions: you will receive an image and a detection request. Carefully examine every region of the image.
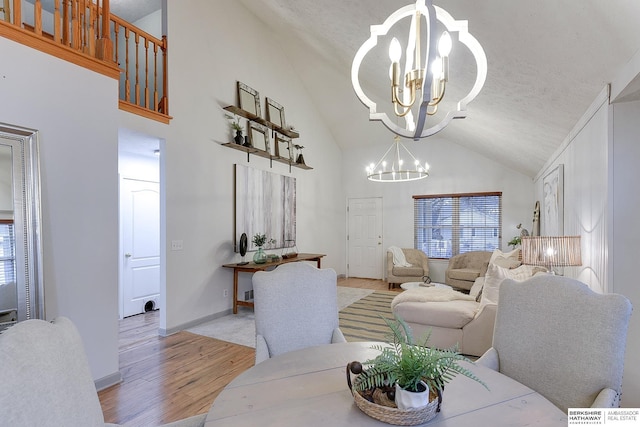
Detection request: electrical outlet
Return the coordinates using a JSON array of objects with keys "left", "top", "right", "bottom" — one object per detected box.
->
[
  {"left": 223, "top": 289, "right": 228, "bottom": 298},
  {"left": 244, "top": 290, "right": 251, "bottom": 301},
  {"left": 171, "top": 240, "right": 183, "bottom": 251}
]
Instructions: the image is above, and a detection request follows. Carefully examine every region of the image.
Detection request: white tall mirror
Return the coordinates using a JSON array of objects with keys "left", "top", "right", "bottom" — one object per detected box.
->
[{"left": 0, "top": 124, "right": 44, "bottom": 331}]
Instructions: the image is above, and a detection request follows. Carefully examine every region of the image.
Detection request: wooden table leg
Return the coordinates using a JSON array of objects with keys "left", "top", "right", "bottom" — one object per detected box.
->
[{"left": 233, "top": 269, "right": 239, "bottom": 314}]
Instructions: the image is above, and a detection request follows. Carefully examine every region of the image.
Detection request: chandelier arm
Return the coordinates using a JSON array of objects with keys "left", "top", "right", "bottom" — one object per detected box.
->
[
  {"left": 370, "top": 142, "right": 396, "bottom": 172},
  {"left": 392, "top": 82, "right": 417, "bottom": 109},
  {"left": 397, "top": 140, "right": 420, "bottom": 164},
  {"left": 394, "top": 99, "right": 413, "bottom": 117},
  {"left": 429, "top": 80, "right": 447, "bottom": 106}
]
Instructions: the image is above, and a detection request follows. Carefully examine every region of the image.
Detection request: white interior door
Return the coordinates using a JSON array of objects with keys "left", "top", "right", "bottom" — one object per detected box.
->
[
  {"left": 120, "top": 178, "right": 160, "bottom": 318},
  {"left": 347, "top": 197, "right": 383, "bottom": 279}
]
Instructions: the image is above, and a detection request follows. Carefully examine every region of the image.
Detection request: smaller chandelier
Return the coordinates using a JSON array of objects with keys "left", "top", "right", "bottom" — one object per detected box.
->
[{"left": 366, "top": 136, "right": 430, "bottom": 182}]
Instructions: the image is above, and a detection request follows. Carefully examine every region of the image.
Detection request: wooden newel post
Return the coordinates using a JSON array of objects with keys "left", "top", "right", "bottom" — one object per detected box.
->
[{"left": 96, "top": 0, "right": 113, "bottom": 62}]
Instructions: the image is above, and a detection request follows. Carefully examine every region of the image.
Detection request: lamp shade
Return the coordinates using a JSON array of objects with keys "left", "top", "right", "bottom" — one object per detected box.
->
[{"left": 521, "top": 236, "right": 582, "bottom": 268}]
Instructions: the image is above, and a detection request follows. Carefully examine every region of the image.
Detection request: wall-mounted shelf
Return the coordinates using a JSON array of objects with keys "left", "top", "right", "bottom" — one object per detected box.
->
[
  {"left": 224, "top": 105, "right": 300, "bottom": 139},
  {"left": 222, "top": 143, "right": 313, "bottom": 170},
  {"left": 223, "top": 104, "right": 311, "bottom": 170}
]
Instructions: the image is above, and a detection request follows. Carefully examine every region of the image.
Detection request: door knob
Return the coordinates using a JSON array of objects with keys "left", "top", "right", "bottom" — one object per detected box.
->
[{"left": 125, "top": 253, "right": 132, "bottom": 258}]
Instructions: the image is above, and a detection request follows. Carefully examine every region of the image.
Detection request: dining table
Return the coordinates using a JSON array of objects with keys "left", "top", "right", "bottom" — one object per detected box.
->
[{"left": 205, "top": 341, "right": 568, "bottom": 426}]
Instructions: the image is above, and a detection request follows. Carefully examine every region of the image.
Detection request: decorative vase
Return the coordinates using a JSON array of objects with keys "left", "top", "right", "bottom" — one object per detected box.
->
[
  {"left": 395, "top": 381, "right": 430, "bottom": 410},
  {"left": 234, "top": 130, "right": 244, "bottom": 145},
  {"left": 253, "top": 247, "right": 267, "bottom": 264}
]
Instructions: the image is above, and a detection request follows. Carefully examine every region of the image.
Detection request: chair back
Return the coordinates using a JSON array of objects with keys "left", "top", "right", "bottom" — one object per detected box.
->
[
  {"left": 492, "top": 275, "right": 632, "bottom": 412},
  {"left": 0, "top": 317, "right": 106, "bottom": 426},
  {"left": 253, "top": 262, "right": 339, "bottom": 358}
]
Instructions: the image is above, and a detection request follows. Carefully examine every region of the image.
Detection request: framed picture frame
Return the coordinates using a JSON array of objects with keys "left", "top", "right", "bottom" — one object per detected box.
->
[
  {"left": 274, "top": 134, "right": 292, "bottom": 160},
  {"left": 248, "top": 121, "right": 270, "bottom": 153},
  {"left": 237, "top": 81, "right": 261, "bottom": 116},
  {"left": 542, "top": 164, "right": 563, "bottom": 236},
  {"left": 265, "top": 97, "right": 286, "bottom": 128}
]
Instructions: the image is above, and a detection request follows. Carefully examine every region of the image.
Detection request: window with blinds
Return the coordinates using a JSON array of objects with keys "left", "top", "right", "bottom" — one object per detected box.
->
[
  {"left": 414, "top": 192, "right": 502, "bottom": 259},
  {"left": 0, "top": 223, "right": 16, "bottom": 286}
]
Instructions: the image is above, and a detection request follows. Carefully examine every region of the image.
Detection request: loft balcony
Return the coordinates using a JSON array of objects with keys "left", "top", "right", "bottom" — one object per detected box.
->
[{"left": 0, "top": 0, "right": 170, "bottom": 123}]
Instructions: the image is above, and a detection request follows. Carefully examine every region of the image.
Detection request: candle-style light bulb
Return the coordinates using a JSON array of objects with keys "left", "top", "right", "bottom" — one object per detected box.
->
[
  {"left": 389, "top": 38, "right": 402, "bottom": 63},
  {"left": 438, "top": 31, "right": 452, "bottom": 57}
]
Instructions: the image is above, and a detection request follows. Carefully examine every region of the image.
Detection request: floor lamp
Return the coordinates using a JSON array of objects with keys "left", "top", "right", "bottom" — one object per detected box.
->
[{"left": 521, "top": 236, "right": 582, "bottom": 274}]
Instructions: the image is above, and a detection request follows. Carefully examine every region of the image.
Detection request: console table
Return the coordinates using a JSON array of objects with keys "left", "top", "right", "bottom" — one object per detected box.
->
[{"left": 222, "top": 253, "right": 325, "bottom": 313}]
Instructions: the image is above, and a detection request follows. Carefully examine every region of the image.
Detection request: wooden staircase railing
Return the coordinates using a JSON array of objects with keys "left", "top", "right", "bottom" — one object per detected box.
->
[{"left": 0, "top": 0, "right": 170, "bottom": 123}]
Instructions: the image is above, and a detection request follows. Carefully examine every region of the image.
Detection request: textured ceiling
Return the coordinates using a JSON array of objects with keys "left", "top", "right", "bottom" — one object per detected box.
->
[{"left": 239, "top": 0, "right": 640, "bottom": 177}]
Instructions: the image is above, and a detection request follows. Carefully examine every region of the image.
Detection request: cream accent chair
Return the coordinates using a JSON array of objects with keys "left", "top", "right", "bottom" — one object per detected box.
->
[
  {"left": 253, "top": 262, "right": 346, "bottom": 365},
  {"left": 0, "top": 317, "right": 206, "bottom": 427},
  {"left": 476, "top": 275, "right": 633, "bottom": 412},
  {"left": 444, "top": 251, "right": 492, "bottom": 291},
  {"left": 386, "top": 248, "right": 430, "bottom": 289}
]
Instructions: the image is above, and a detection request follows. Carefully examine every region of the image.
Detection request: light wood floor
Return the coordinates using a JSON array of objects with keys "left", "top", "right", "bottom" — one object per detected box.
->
[{"left": 98, "top": 277, "right": 395, "bottom": 426}]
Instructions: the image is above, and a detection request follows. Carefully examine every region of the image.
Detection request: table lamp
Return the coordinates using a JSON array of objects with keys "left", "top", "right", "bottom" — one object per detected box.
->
[{"left": 521, "top": 236, "right": 582, "bottom": 274}]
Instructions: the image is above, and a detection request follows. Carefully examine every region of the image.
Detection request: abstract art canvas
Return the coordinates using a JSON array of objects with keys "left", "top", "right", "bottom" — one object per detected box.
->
[
  {"left": 234, "top": 164, "right": 296, "bottom": 252},
  {"left": 542, "top": 164, "right": 563, "bottom": 236}
]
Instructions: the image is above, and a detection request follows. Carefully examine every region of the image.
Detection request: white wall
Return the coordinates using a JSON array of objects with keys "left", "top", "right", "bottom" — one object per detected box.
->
[
  {"left": 533, "top": 90, "right": 610, "bottom": 291},
  {"left": 139, "top": 0, "right": 346, "bottom": 333},
  {"left": 343, "top": 136, "right": 535, "bottom": 282},
  {"left": 610, "top": 99, "right": 640, "bottom": 407},
  {"left": 532, "top": 86, "right": 639, "bottom": 407},
  {"left": 0, "top": 37, "right": 120, "bottom": 385}
]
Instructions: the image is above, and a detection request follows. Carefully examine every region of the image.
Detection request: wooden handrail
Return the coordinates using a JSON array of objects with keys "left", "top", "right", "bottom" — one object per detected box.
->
[
  {"left": 0, "top": 0, "right": 170, "bottom": 122},
  {"left": 109, "top": 13, "right": 169, "bottom": 118}
]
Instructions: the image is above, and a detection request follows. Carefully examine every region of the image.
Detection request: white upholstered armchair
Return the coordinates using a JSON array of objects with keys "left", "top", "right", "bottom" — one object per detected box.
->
[
  {"left": 0, "top": 317, "right": 206, "bottom": 427},
  {"left": 386, "top": 248, "right": 430, "bottom": 289},
  {"left": 476, "top": 275, "right": 632, "bottom": 412},
  {"left": 252, "top": 262, "right": 346, "bottom": 365}
]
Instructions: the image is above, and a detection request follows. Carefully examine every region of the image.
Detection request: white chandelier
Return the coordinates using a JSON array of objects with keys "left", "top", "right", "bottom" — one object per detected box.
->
[
  {"left": 366, "top": 135, "right": 430, "bottom": 182},
  {"left": 351, "top": 0, "right": 487, "bottom": 140}
]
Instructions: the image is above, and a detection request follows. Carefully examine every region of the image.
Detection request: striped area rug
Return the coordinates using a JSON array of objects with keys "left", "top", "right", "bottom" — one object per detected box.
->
[{"left": 339, "top": 290, "right": 398, "bottom": 342}]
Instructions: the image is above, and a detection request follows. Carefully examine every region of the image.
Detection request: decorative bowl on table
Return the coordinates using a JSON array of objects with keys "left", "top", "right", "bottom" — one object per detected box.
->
[{"left": 346, "top": 362, "right": 441, "bottom": 426}]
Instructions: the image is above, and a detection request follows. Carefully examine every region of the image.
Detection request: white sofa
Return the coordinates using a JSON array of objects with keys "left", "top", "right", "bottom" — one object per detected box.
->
[{"left": 391, "top": 260, "right": 546, "bottom": 357}]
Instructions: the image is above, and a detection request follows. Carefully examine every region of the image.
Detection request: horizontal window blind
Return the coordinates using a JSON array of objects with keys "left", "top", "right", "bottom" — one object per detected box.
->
[
  {"left": 414, "top": 192, "right": 502, "bottom": 259},
  {"left": 0, "top": 223, "right": 16, "bottom": 286}
]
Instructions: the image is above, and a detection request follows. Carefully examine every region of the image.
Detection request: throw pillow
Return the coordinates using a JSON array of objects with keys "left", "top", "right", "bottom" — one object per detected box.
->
[
  {"left": 489, "top": 248, "right": 520, "bottom": 265},
  {"left": 491, "top": 255, "right": 522, "bottom": 269},
  {"left": 469, "top": 277, "right": 484, "bottom": 302},
  {"left": 480, "top": 263, "right": 544, "bottom": 308}
]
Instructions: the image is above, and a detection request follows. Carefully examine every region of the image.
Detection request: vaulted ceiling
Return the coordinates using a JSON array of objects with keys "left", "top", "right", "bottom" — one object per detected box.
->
[{"left": 238, "top": 0, "right": 640, "bottom": 177}]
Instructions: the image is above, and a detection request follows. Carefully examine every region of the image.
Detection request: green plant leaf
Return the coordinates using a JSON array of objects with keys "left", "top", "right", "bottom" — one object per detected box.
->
[{"left": 353, "top": 313, "right": 489, "bottom": 394}]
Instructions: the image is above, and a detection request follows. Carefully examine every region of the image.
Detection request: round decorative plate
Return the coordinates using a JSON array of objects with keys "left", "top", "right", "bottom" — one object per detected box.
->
[{"left": 239, "top": 233, "right": 248, "bottom": 256}]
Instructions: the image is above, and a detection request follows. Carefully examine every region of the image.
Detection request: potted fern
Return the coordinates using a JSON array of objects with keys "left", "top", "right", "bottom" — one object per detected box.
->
[{"left": 350, "top": 314, "right": 487, "bottom": 411}]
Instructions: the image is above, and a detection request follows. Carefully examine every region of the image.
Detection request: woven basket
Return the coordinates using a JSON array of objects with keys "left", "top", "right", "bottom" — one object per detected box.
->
[{"left": 351, "top": 387, "right": 439, "bottom": 426}]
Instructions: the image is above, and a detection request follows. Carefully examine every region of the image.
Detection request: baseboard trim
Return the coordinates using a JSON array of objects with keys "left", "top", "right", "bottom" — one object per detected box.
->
[
  {"left": 159, "top": 308, "right": 233, "bottom": 336},
  {"left": 95, "top": 371, "right": 122, "bottom": 391}
]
